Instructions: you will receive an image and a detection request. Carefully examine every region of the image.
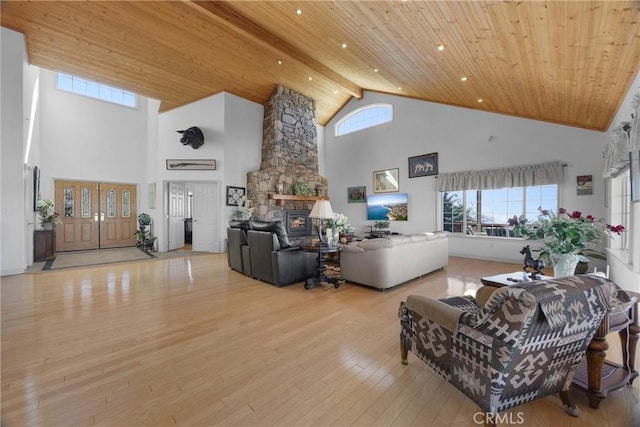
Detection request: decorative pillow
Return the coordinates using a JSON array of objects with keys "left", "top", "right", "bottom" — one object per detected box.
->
[{"left": 249, "top": 220, "right": 291, "bottom": 248}]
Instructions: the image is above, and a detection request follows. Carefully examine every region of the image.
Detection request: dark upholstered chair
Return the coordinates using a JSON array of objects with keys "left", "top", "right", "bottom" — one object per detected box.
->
[
  {"left": 399, "top": 275, "right": 624, "bottom": 425},
  {"left": 246, "top": 227, "right": 315, "bottom": 286},
  {"left": 227, "top": 226, "right": 251, "bottom": 276}
]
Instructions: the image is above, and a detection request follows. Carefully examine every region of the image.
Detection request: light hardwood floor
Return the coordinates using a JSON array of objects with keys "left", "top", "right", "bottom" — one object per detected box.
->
[{"left": 2, "top": 255, "right": 638, "bottom": 426}]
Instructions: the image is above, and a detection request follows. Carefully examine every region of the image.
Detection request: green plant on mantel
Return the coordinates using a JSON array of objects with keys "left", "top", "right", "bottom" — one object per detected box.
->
[{"left": 291, "top": 182, "right": 314, "bottom": 196}]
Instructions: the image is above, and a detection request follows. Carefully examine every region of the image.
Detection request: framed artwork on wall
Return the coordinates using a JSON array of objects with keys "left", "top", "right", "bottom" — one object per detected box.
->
[
  {"left": 576, "top": 175, "right": 593, "bottom": 196},
  {"left": 373, "top": 168, "right": 399, "bottom": 193},
  {"left": 33, "top": 165, "right": 40, "bottom": 212},
  {"left": 226, "top": 186, "right": 246, "bottom": 206},
  {"left": 347, "top": 186, "right": 366, "bottom": 203},
  {"left": 408, "top": 152, "right": 438, "bottom": 178},
  {"left": 166, "top": 159, "right": 216, "bottom": 170}
]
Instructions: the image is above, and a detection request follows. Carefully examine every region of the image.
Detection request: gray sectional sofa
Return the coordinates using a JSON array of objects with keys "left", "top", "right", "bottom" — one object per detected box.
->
[{"left": 340, "top": 232, "right": 449, "bottom": 289}]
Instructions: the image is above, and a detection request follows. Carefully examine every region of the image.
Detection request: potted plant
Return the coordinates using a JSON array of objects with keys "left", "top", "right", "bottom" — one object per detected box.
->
[
  {"left": 291, "top": 182, "right": 313, "bottom": 196},
  {"left": 35, "top": 199, "right": 62, "bottom": 230},
  {"left": 374, "top": 220, "right": 390, "bottom": 234},
  {"left": 135, "top": 213, "right": 156, "bottom": 252},
  {"left": 513, "top": 207, "right": 624, "bottom": 277}
]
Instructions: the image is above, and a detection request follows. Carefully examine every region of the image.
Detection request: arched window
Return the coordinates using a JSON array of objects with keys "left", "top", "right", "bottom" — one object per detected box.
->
[{"left": 335, "top": 103, "right": 393, "bottom": 136}]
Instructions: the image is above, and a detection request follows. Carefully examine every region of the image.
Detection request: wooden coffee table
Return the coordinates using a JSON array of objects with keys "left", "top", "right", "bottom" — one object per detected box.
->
[{"left": 480, "top": 271, "right": 552, "bottom": 287}]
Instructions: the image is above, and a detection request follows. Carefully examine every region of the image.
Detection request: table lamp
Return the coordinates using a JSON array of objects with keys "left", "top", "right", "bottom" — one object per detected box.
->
[{"left": 309, "top": 199, "right": 334, "bottom": 246}]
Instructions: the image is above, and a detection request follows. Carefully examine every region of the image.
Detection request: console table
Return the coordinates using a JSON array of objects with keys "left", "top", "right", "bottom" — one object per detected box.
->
[
  {"left": 34, "top": 229, "right": 56, "bottom": 262},
  {"left": 301, "top": 245, "right": 342, "bottom": 289}
]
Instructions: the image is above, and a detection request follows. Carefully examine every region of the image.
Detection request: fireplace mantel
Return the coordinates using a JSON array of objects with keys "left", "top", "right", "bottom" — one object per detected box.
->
[{"left": 268, "top": 193, "right": 328, "bottom": 206}]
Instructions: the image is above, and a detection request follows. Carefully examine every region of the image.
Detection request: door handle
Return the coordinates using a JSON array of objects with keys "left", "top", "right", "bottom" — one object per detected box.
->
[
  {"left": 94, "top": 213, "right": 98, "bottom": 221},
  {"left": 100, "top": 213, "right": 105, "bottom": 221}
]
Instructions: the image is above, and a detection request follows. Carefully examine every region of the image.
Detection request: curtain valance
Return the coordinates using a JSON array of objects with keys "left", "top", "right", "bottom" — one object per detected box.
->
[{"left": 437, "top": 161, "right": 565, "bottom": 192}]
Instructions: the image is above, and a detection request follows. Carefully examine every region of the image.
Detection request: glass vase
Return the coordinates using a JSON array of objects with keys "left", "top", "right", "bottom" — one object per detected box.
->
[
  {"left": 553, "top": 253, "right": 580, "bottom": 278},
  {"left": 325, "top": 228, "right": 339, "bottom": 246}
]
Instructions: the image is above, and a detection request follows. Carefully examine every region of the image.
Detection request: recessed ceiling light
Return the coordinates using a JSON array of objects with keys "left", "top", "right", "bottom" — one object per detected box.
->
[
  {"left": 461, "top": 76, "right": 467, "bottom": 82},
  {"left": 308, "top": 77, "right": 313, "bottom": 81},
  {"left": 277, "top": 60, "right": 282, "bottom": 65},
  {"left": 334, "top": 90, "right": 339, "bottom": 94},
  {"left": 374, "top": 68, "right": 379, "bottom": 73},
  {"left": 477, "top": 98, "right": 483, "bottom": 103},
  {"left": 296, "top": 9, "right": 302, "bottom": 15},
  {"left": 342, "top": 43, "right": 347, "bottom": 49},
  {"left": 398, "top": 86, "right": 402, "bottom": 90},
  {"left": 438, "top": 44, "right": 445, "bottom": 51}
]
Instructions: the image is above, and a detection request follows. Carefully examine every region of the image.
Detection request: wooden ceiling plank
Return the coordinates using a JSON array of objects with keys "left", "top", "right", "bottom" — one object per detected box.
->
[{"left": 187, "top": 0, "right": 363, "bottom": 100}]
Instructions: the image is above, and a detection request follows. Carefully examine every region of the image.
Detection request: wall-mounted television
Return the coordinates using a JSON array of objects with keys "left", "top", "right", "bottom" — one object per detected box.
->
[{"left": 367, "top": 193, "right": 408, "bottom": 221}]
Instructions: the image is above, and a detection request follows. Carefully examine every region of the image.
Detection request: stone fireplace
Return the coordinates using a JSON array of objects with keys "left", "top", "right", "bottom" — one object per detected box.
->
[{"left": 246, "top": 85, "right": 328, "bottom": 222}]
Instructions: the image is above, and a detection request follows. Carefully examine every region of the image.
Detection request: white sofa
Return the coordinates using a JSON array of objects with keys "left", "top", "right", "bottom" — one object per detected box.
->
[{"left": 340, "top": 232, "right": 449, "bottom": 290}]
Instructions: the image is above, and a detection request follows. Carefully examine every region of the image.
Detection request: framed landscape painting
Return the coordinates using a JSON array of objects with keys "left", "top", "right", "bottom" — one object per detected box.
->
[
  {"left": 408, "top": 153, "right": 438, "bottom": 178},
  {"left": 373, "top": 168, "right": 399, "bottom": 193}
]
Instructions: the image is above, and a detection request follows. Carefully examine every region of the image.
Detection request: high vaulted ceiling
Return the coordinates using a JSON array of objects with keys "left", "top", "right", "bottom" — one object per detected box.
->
[{"left": 2, "top": 1, "right": 639, "bottom": 130}]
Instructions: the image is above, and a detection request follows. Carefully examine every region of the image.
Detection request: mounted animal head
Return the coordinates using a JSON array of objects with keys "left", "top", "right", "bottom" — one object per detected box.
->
[{"left": 177, "top": 127, "right": 204, "bottom": 149}]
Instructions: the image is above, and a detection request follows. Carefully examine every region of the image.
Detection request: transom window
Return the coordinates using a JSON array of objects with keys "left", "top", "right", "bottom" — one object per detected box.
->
[
  {"left": 442, "top": 185, "right": 558, "bottom": 236},
  {"left": 57, "top": 73, "right": 137, "bottom": 108},
  {"left": 335, "top": 103, "right": 393, "bottom": 136}
]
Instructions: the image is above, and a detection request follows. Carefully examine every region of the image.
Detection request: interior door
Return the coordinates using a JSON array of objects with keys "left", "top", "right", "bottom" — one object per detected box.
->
[
  {"left": 168, "top": 182, "right": 185, "bottom": 251},
  {"left": 192, "top": 182, "right": 218, "bottom": 252},
  {"left": 99, "top": 183, "right": 137, "bottom": 249},
  {"left": 55, "top": 180, "right": 100, "bottom": 252}
]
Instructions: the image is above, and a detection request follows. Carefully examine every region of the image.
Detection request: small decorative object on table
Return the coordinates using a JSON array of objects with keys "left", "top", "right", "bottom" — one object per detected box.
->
[{"left": 520, "top": 245, "right": 544, "bottom": 280}]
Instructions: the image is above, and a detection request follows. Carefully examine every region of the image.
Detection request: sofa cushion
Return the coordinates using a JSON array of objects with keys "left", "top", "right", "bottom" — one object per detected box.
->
[
  {"left": 249, "top": 220, "right": 291, "bottom": 248},
  {"left": 229, "top": 220, "right": 251, "bottom": 230}
]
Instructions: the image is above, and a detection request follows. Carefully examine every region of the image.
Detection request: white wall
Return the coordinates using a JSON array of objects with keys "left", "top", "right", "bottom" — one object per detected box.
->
[
  {"left": 223, "top": 92, "right": 263, "bottom": 221},
  {"left": 1, "top": 28, "right": 27, "bottom": 275},
  {"left": 157, "top": 92, "right": 263, "bottom": 252},
  {"left": 325, "top": 91, "right": 607, "bottom": 263},
  {"left": 38, "top": 69, "right": 148, "bottom": 198}
]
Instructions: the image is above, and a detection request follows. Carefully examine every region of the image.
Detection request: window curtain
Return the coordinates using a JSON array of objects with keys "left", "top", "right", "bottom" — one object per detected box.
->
[
  {"left": 437, "top": 161, "right": 564, "bottom": 192},
  {"left": 603, "top": 91, "right": 638, "bottom": 178},
  {"left": 602, "top": 125, "right": 631, "bottom": 178}
]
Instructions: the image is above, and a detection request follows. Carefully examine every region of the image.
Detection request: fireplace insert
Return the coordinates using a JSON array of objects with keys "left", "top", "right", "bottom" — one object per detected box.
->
[{"left": 284, "top": 210, "right": 312, "bottom": 237}]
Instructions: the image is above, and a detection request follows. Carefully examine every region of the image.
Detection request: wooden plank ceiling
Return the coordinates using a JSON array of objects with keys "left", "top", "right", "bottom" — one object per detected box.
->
[{"left": 2, "top": 1, "right": 639, "bottom": 130}]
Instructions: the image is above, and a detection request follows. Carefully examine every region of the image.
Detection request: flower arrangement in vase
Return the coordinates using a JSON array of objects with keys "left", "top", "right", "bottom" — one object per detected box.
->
[
  {"left": 325, "top": 212, "right": 354, "bottom": 245},
  {"left": 231, "top": 195, "right": 254, "bottom": 220},
  {"left": 35, "top": 199, "right": 62, "bottom": 229},
  {"left": 512, "top": 207, "right": 624, "bottom": 277}
]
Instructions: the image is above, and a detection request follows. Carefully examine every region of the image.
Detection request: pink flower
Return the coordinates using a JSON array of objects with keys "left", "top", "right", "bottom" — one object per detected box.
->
[
  {"left": 571, "top": 211, "right": 582, "bottom": 219},
  {"left": 540, "top": 209, "right": 549, "bottom": 216},
  {"left": 586, "top": 215, "right": 595, "bottom": 222},
  {"left": 558, "top": 208, "right": 567, "bottom": 214},
  {"left": 606, "top": 224, "right": 625, "bottom": 235}
]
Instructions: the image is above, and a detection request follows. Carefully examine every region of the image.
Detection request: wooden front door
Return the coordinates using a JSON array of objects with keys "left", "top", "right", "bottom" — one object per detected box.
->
[{"left": 55, "top": 180, "right": 137, "bottom": 252}]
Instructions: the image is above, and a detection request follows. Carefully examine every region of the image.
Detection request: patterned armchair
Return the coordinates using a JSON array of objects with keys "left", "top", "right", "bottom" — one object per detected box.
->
[{"left": 398, "top": 275, "right": 622, "bottom": 425}]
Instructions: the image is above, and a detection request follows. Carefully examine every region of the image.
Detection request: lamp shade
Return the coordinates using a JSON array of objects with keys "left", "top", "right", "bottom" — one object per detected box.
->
[{"left": 309, "top": 200, "right": 334, "bottom": 219}]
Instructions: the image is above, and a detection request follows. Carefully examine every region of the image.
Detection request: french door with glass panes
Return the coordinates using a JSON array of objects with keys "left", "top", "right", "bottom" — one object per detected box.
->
[{"left": 55, "top": 180, "right": 137, "bottom": 252}]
